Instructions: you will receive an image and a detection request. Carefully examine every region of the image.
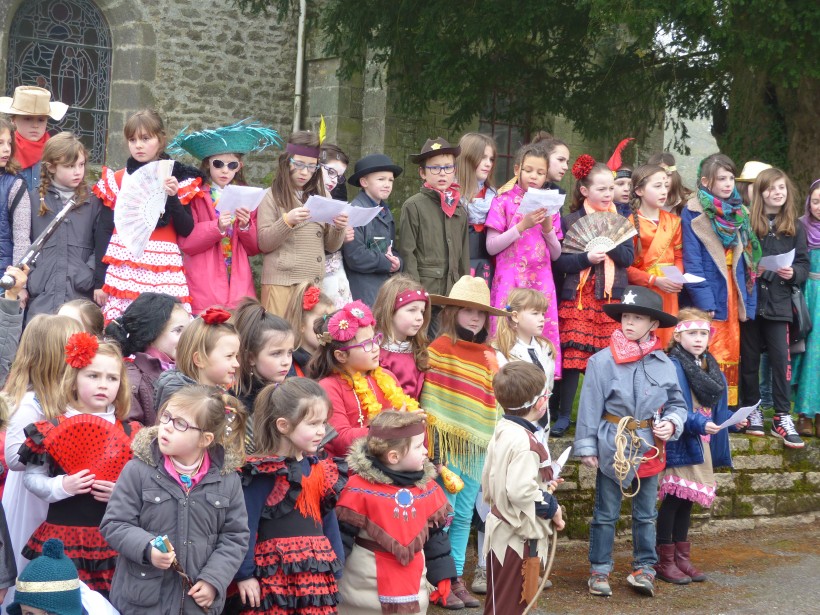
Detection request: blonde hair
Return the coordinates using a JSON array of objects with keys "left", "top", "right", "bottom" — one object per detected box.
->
[
  {"left": 4, "top": 315, "right": 82, "bottom": 419},
  {"left": 750, "top": 168, "right": 797, "bottom": 238},
  {"left": 284, "top": 280, "right": 334, "bottom": 349},
  {"left": 61, "top": 340, "right": 131, "bottom": 419},
  {"left": 494, "top": 288, "right": 553, "bottom": 360},
  {"left": 667, "top": 307, "right": 713, "bottom": 352},
  {"left": 124, "top": 109, "right": 167, "bottom": 153},
  {"left": 38, "top": 132, "right": 89, "bottom": 216},
  {"left": 252, "top": 378, "right": 330, "bottom": 456},
  {"left": 0, "top": 118, "right": 21, "bottom": 174},
  {"left": 372, "top": 274, "right": 430, "bottom": 371},
  {"left": 175, "top": 316, "right": 239, "bottom": 382},
  {"left": 456, "top": 133, "right": 497, "bottom": 205},
  {"left": 365, "top": 411, "right": 426, "bottom": 462},
  {"left": 59, "top": 298, "right": 104, "bottom": 336}
]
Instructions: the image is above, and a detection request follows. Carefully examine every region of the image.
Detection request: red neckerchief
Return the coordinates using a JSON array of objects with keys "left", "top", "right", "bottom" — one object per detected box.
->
[
  {"left": 14, "top": 131, "right": 49, "bottom": 169},
  {"left": 609, "top": 328, "right": 660, "bottom": 364},
  {"left": 424, "top": 181, "right": 461, "bottom": 218}
]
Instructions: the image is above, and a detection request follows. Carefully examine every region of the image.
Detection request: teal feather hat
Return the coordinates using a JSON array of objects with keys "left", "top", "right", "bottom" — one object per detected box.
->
[{"left": 168, "top": 119, "right": 282, "bottom": 160}]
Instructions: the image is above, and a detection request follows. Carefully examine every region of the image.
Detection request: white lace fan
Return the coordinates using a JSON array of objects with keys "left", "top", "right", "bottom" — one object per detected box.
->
[
  {"left": 562, "top": 211, "right": 638, "bottom": 254},
  {"left": 114, "top": 160, "right": 174, "bottom": 258}
]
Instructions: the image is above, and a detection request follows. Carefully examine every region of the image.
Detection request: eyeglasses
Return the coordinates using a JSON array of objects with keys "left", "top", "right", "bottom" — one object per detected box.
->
[
  {"left": 160, "top": 410, "right": 204, "bottom": 433},
  {"left": 339, "top": 332, "right": 383, "bottom": 352},
  {"left": 290, "top": 158, "right": 320, "bottom": 173},
  {"left": 424, "top": 164, "right": 456, "bottom": 175},
  {"left": 211, "top": 159, "right": 240, "bottom": 170},
  {"left": 321, "top": 163, "right": 346, "bottom": 184}
]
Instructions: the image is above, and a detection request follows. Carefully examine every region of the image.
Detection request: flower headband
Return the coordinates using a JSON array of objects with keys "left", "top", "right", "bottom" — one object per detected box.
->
[
  {"left": 303, "top": 286, "right": 321, "bottom": 311},
  {"left": 394, "top": 289, "right": 429, "bottom": 310},
  {"left": 65, "top": 332, "right": 99, "bottom": 369},
  {"left": 571, "top": 154, "right": 596, "bottom": 181},
  {"left": 201, "top": 307, "right": 231, "bottom": 325},
  {"left": 325, "top": 300, "right": 376, "bottom": 343}
]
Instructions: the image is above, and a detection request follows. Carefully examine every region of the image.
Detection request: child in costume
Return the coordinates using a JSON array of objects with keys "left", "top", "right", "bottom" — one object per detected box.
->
[
  {"left": 153, "top": 308, "right": 240, "bottom": 412},
  {"left": 647, "top": 152, "right": 694, "bottom": 216},
  {"left": 232, "top": 378, "right": 346, "bottom": 615},
  {"left": 343, "top": 153, "right": 403, "bottom": 306},
  {"left": 337, "top": 411, "right": 458, "bottom": 613},
  {"left": 741, "top": 168, "right": 809, "bottom": 448},
  {"left": 627, "top": 163, "right": 684, "bottom": 348},
  {"left": 681, "top": 153, "right": 758, "bottom": 409},
  {"left": 373, "top": 274, "right": 431, "bottom": 399},
  {"left": 496, "top": 132, "right": 570, "bottom": 197},
  {"left": 421, "top": 275, "right": 508, "bottom": 607},
  {"left": 656, "top": 308, "right": 746, "bottom": 585},
  {"left": 105, "top": 292, "right": 190, "bottom": 426},
  {"left": 26, "top": 133, "right": 112, "bottom": 321},
  {"left": 482, "top": 362, "right": 565, "bottom": 615},
  {"left": 398, "top": 137, "right": 470, "bottom": 298},
  {"left": 607, "top": 137, "right": 635, "bottom": 218},
  {"left": 309, "top": 300, "right": 418, "bottom": 458},
  {"left": 284, "top": 281, "right": 335, "bottom": 376},
  {"left": 257, "top": 130, "right": 348, "bottom": 316},
  {"left": 320, "top": 143, "right": 354, "bottom": 308},
  {"left": 170, "top": 120, "right": 280, "bottom": 314},
  {"left": 0, "top": 118, "right": 24, "bottom": 272},
  {"left": 101, "top": 385, "right": 249, "bottom": 614},
  {"left": 552, "top": 155, "right": 635, "bottom": 437},
  {"left": 574, "top": 285, "right": 686, "bottom": 598},
  {"left": 18, "top": 335, "right": 138, "bottom": 593},
  {"left": 457, "top": 132, "right": 498, "bottom": 284},
  {"left": 794, "top": 179, "right": 820, "bottom": 437},
  {"left": 94, "top": 109, "right": 205, "bottom": 321}
]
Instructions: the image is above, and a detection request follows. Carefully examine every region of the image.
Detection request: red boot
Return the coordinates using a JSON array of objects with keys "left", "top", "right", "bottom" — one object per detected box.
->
[
  {"left": 655, "top": 544, "right": 691, "bottom": 584},
  {"left": 675, "top": 541, "right": 707, "bottom": 582}
]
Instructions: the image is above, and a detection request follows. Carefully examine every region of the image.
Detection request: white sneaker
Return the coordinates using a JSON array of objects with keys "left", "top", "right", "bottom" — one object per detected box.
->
[{"left": 471, "top": 565, "right": 487, "bottom": 594}]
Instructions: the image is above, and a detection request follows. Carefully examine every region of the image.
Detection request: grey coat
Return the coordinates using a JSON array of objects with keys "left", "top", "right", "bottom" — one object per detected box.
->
[
  {"left": 0, "top": 297, "right": 23, "bottom": 387},
  {"left": 153, "top": 368, "right": 198, "bottom": 416},
  {"left": 100, "top": 427, "right": 249, "bottom": 615},
  {"left": 573, "top": 347, "right": 686, "bottom": 486}
]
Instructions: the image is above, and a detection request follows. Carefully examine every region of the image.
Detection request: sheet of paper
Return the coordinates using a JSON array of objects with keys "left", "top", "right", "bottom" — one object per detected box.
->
[
  {"left": 304, "top": 195, "right": 381, "bottom": 227},
  {"left": 215, "top": 186, "right": 265, "bottom": 215},
  {"left": 757, "top": 249, "right": 795, "bottom": 271},
  {"left": 518, "top": 188, "right": 565, "bottom": 216},
  {"left": 346, "top": 205, "right": 381, "bottom": 227},
  {"left": 716, "top": 400, "right": 760, "bottom": 430},
  {"left": 660, "top": 266, "right": 705, "bottom": 284}
]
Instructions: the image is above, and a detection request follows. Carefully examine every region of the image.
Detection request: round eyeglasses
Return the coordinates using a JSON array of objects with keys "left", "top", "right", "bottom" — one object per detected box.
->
[
  {"left": 321, "top": 163, "right": 346, "bottom": 184},
  {"left": 338, "top": 332, "right": 384, "bottom": 352},
  {"left": 159, "top": 410, "right": 204, "bottom": 433},
  {"left": 290, "top": 158, "right": 320, "bottom": 173}
]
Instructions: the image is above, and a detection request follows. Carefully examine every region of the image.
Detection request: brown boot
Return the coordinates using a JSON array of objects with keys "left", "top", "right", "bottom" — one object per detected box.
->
[
  {"left": 451, "top": 577, "right": 480, "bottom": 608},
  {"left": 796, "top": 413, "right": 814, "bottom": 437},
  {"left": 655, "top": 544, "right": 691, "bottom": 584},
  {"left": 431, "top": 586, "right": 465, "bottom": 610},
  {"left": 675, "top": 541, "right": 707, "bottom": 581}
]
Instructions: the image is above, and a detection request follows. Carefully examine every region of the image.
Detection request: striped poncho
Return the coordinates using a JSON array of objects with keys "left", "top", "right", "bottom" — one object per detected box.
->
[{"left": 421, "top": 335, "right": 499, "bottom": 481}]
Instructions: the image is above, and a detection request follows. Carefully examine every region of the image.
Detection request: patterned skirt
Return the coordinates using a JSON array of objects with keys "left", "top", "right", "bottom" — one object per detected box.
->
[
  {"left": 659, "top": 440, "right": 717, "bottom": 507},
  {"left": 558, "top": 281, "right": 619, "bottom": 371}
]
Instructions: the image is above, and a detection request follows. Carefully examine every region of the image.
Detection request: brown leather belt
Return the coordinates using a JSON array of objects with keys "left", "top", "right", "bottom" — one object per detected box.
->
[
  {"left": 355, "top": 536, "right": 388, "bottom": 553},
  {"left": 604, "top": 412, "right": 653, "bottom": 430}
]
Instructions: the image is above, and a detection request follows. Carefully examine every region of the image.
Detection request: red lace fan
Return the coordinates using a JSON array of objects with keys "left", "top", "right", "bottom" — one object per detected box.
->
[{"left": 43, "top": 414, "right": 135, "bottom": 481}]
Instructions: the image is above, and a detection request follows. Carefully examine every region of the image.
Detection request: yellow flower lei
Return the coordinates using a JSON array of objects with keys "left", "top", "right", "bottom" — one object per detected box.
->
[{"left": 340, "top": 367, "right": 420, "bottom": 426}]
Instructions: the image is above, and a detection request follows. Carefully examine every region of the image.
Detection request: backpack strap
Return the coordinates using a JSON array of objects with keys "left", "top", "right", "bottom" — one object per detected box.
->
[{"left": 8, "top": 177, "right": 27, "bottom": 220}]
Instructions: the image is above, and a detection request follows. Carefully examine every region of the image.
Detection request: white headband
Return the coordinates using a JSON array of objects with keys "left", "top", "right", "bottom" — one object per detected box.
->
[
  {"left": 674, "top": 320, "right": 711, "bottom": 333},
  {"left": 506, "top": 381, "right": 550, "bottom": 412}
]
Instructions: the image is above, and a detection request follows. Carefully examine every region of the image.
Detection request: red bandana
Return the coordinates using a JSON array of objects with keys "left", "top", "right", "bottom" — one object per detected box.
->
[
  {"left": 424, "top": 182, "right": 461, "bottom": 218},
  {"left": 609, "top": 328, "right": 660, "bottom": 364},
  {"left": 14, "top": 131, "right": 50, "bottom": 169}
]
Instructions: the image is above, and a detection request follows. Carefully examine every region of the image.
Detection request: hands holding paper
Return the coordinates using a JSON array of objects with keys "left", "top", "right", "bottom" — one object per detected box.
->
[{"left": 517, "top": 208, "right": 548, "bottom": 232}]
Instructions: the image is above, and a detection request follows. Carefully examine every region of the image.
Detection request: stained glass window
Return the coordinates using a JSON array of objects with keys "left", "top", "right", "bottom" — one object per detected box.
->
[{"left": 6, "top": 0, "right": 111, "bottom": 163}]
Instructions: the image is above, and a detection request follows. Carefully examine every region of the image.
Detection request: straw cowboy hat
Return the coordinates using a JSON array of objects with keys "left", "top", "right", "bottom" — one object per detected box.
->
[
  {"left": 736, "top": 161, "right": 772, "bottom": 183},
  {"left": 602, "top": 285, "right": 678, "bottom": 328},
  {"left": 429, "top": 275, "right": 508, "bottom": 317},
  {"left": 0, "top": 86, "right": 68, "bottom": 121}
]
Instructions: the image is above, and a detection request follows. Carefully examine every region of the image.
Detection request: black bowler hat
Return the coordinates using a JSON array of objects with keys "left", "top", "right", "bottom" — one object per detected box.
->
[
  {"left": 347, "top": 154, "right": 403, "bottom": 188},
  {"left": 602, "top": 285, "right": 678, "bottom": 328}
]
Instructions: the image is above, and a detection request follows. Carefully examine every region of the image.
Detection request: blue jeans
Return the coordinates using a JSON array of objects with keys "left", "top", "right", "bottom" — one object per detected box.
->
[
  {"left": 760, "top": 352, "right": 773, "bottom": 407},
  {"left": 589, "top": 470, "right": 659, "bottom": 575},
  {"left": 443, "top": 466, "right": 481, "bottom": 576}
]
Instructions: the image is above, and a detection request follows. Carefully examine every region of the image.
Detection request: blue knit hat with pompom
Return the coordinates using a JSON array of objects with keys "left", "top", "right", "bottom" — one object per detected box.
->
[{"left": 7, "top": 539, "right": 83, "bottom": 615}]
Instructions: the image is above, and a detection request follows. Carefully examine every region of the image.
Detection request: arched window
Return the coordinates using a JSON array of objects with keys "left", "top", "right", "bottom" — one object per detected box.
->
[{"left": 6, "top": 0, "right": 112, "bottom": 163}]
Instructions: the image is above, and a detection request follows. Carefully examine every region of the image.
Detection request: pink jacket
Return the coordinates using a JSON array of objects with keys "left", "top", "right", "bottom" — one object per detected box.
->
[{"left": 177, "top": 189, "right": 260, "bottom": 314}]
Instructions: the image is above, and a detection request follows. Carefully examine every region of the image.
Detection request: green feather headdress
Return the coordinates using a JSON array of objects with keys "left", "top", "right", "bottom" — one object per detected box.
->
[{"left": 168, "top": 119, "right": 282, "bottom": 160}]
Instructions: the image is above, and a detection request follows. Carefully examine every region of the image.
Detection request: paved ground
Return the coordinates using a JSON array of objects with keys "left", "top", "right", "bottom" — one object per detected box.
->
[{"left": 431, "top": 521, "right": 820, "bottom": 614}]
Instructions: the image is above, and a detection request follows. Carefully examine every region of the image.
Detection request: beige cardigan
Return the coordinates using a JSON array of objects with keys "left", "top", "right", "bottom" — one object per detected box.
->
[{"left": 256, "top": 188, "right": 346, "bottom": 286}]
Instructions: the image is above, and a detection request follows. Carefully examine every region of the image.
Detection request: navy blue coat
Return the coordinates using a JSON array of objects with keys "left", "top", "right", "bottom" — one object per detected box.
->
[{"left": 665, "top": 356, "right": 735, "bottom": 469}]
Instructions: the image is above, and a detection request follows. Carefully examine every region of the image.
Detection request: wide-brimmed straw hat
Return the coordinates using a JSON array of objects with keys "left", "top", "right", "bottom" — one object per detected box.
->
[
  {"left": 409, "top": 137, "right": 461, "bottom": 164},
  {"left": 736, "top": 161, "right": 772, "bottom": 183},
  {"left": 602, "top": 285, "right": 678, "bottom": 328},
  {"left": 429, "top": 276, "right": 508, "bottom": 317},
  {"left": 347, "top": 153, "right": 403, "bottom": 188},
  {"left": 0, "top": 86, "right": 68, "bottom": 121},
  {"left": 167, "top": 119, "right": 281, "bottom": 160}
]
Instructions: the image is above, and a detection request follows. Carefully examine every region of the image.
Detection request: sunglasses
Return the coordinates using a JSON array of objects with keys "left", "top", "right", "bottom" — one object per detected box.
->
[{"left": 211, "top": 159, "right": 240, "bottom": 170}]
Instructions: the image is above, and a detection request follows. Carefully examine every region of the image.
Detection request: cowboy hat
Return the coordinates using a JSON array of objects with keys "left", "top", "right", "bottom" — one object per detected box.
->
[
  {"left": 347, "top": 153, "right": 403, "bottom": 188},
  {"left": 409, "top": 137, "right": 461, "bottom": 164},
  {"left": 429, "top": 276, "right": 508, "bottom": 317},
  {"left": 736, "top": 161, "right": 772, "bottom": 183},
  {"left": 0, "top": 86, "right": 68, "bottom": 121},
  {"left": 602, "top": 285, "right": 678, "bottom": 328}
]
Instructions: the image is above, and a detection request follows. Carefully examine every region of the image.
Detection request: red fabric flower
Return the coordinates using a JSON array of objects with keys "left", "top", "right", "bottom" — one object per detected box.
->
[
  {"left": 572, "top": 154, "right": 596, "bottom": 181},
  {"left": 201, "top": 307, "right": 232, "bottom": 325},
  {"left": 65, "top": 332, "right": 99, "bottom": 369},
  {"left": 302, "top": 286, "right": 321, "bottom": 311}
]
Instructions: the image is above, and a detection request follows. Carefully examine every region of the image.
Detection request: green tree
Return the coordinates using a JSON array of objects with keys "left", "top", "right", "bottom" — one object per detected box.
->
[{"left": 235, "top": 0, "right": 819, "bottom": 189}]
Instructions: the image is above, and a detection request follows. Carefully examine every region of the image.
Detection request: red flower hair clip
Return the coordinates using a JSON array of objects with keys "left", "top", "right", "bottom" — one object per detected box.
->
[
  {"left": 571, "top": 154, "right": 596, "bottom": 181},
  {"left": 326, "top": 300, "right": 375, "bottom": 343},
  {"left": 65, "top": 332, "right": 99, "bottom": 369},
  {"left": 302, "top": 286, "right": 321, "bottom": 311},
  {"left": 201, "top": 307, "right": 232, "bottom": 325}
]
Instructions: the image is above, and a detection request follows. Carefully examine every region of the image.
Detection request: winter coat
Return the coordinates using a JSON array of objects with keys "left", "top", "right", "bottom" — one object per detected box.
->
[
  {"left": 664, "top": 357, "right": 735, "bottom": 469},
  {"left": 0, "top": 172, "right": 21, "bottom": 270},
  {"left": 398, "top": 186, "right": 470, "bottom": 297},
  {"left": 0, "top": 297, "right": 23, "bottom": 387},
  {"left": 100, "top": 427, "right": 249, "bottom": 615},
  {"left": 25, "top": 187, "right": 113, "bottom": 322},
  {"left": 177, "top": 189, "right": 260, "bottom": 314},
  {"left": 753, "top": 221, "right": 809, "bottom": 322},
  {"left": 153, "top": 369, "right": 197, "bottom": 416},
  {"left": 342, "top": 190, "right": 401, "bottom": 306},
  {"left": 681, "top": 197, "right": 757, "bottom": 321},
  {"left": 126, "top": 353, "right": 166, "bottom": 427}
]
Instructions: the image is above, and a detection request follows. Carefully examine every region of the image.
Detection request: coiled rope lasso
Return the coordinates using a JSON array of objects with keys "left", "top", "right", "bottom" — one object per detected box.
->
[{"left": 612, "top": 415, "right": 660, "bottom": 498}]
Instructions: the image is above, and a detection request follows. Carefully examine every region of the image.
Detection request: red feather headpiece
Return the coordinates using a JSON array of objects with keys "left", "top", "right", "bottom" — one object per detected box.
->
[
  {"left": 201, "top": 307, "right": 232, "bottom": 325},
  {"left": 606, "top": 137, "right": 635, "bottom": 172},
  {"left": 65, "top": 332, "right": 99, "bottom": 369}
]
